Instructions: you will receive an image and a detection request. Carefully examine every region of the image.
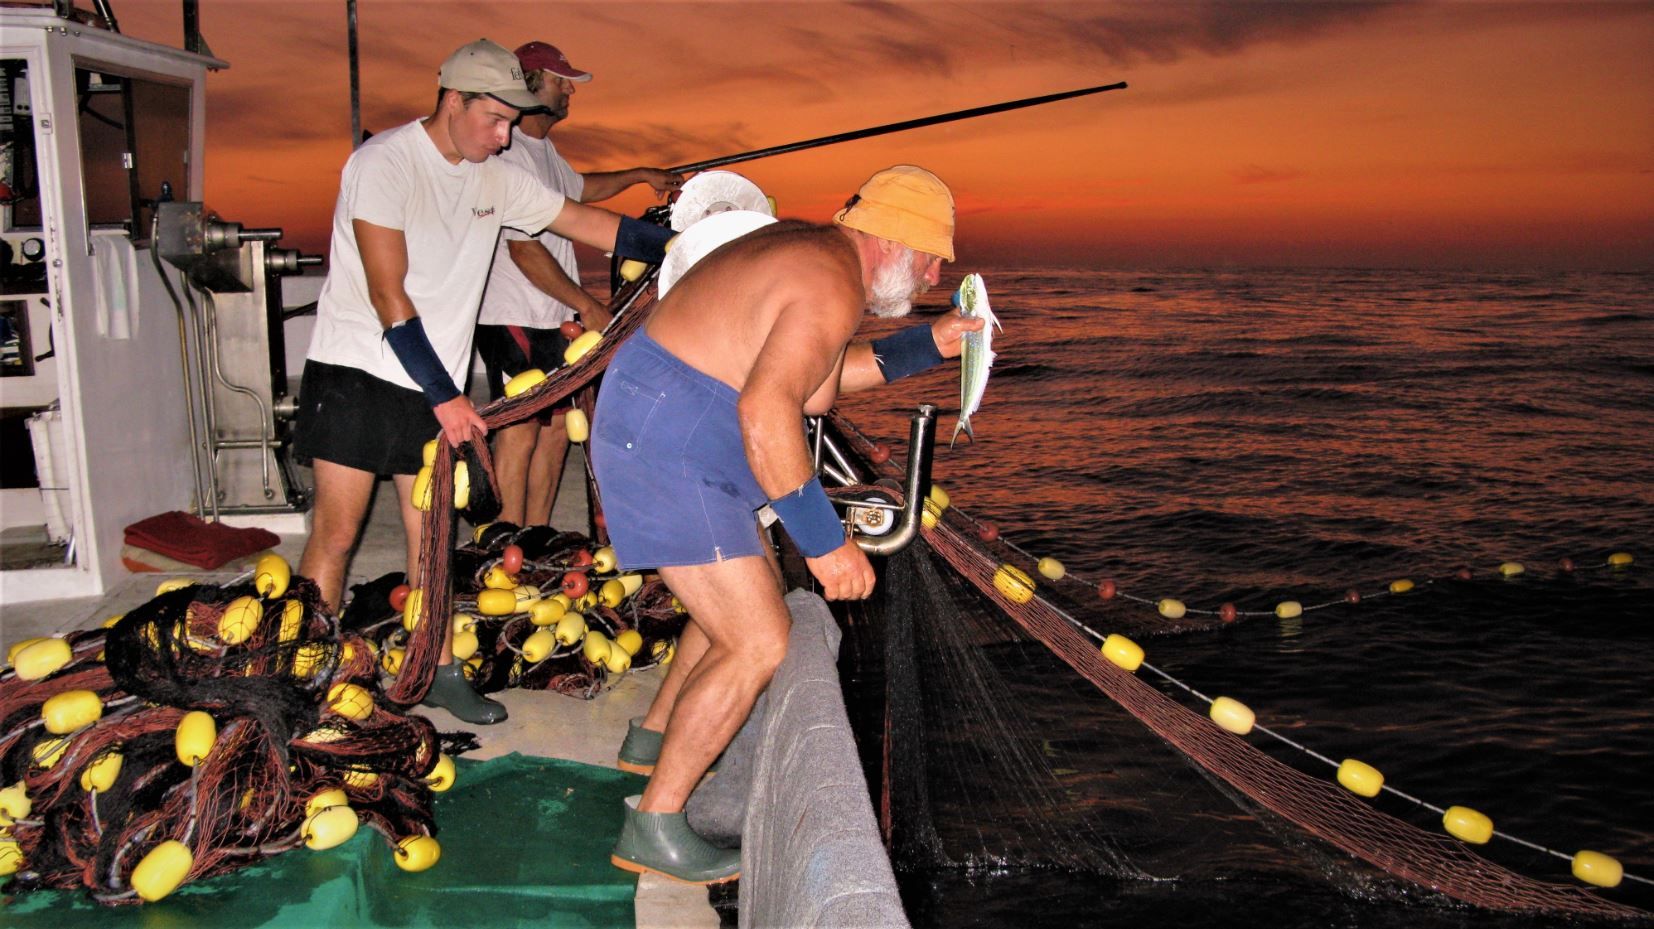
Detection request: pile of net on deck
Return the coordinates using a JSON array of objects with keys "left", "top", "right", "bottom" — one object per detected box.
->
[
  {"left": 0, "top": 574, "right": 462, "bottom": 904},
  {"left": 382, "top": 273, "right": 668, "bottom": 708},
  {"left": 0, "top": 276, "right": 678, "bottom": 904},
  {"left": 369, "top": 522, "right": 687, "bottom": 699},
  {"left": 826, "top": 412, "right": 1649, "bottom": 923}
]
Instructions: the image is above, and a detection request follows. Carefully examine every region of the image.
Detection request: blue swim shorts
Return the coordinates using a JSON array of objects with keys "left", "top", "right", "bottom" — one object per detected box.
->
[{"left": 590, "top": 332, "right": 768, "bottom": 570}]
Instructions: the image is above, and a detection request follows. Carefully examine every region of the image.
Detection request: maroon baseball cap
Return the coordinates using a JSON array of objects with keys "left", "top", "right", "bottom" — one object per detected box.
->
[{"left": 514, "top": 41, "right": 592, "bottom": 83}]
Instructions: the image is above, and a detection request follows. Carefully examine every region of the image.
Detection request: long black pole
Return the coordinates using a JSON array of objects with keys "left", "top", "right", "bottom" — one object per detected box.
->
[
  {"left": 667, "top": 81, "right": 1126, "bottom": 175},
  {"left": 348, "top": 0, "right": 362, "bottom": 149}
]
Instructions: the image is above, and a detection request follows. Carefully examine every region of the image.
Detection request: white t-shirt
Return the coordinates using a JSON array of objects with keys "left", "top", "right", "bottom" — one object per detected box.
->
[
  {"left": 478, "top": 128, "right": 587, "bottom": 328},
  {"left": 306, "top": 120, "right": 567, "bottom": 391}
]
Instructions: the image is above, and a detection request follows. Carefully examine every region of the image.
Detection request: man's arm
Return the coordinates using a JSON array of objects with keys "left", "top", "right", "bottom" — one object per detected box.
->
[
  {"left": 506, "top": 239, "right": 611, "bottom": 330},
  {"left": 835, "top": 311, "right": 986, "bottom": 394},
  {"left": 354, "top": 219, "right": 486, "bottom": 444},
  {"left": 578, "top": 168, "right": 685, "bottom": 204},
  {"left": 542, "top": 199, "right": 675, "bottom": 269}
]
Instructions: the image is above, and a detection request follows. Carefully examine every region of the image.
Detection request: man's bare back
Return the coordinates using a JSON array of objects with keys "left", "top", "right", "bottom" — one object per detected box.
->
[{"left": 645, "top": 221, "right": 866, "bottom": 406}]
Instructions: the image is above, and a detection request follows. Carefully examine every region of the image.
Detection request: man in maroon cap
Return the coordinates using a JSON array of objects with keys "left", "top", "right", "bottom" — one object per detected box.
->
[{"left": 476, "top": 41, "right": 684, "bottom": 530}]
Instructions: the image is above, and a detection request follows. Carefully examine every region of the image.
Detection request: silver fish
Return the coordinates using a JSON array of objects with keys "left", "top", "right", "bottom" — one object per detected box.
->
[{"left": 952, "top": 273, "right": 1001, "bottom": 446}]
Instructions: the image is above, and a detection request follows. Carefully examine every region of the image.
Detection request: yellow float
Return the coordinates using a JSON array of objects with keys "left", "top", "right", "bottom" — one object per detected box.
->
[
  {"left": 81, "top": 752, "right": 123, "bottom": 792},
  {"left": 1209, "top": 696, "right": 1255, "bottom": 735},
  {"left": 395, "top": 835, "right": 442, "bottom": 872},
  {"left": 42, "top": 689, "right": 102, "bottom": 734},
  {"left": 11, "top": 638, "right": 72, "bottom": 681},
  {"left": 1571, "top": 849, "right": 1622, "bottom": 888},
  {"left": 175, "top": 710, "right": 218, "bottom": 766},
  {"left": 566, "top": 408, "right": 591, "bottom": 443},
  {"left": 565, "top": 330, "right": 603, "bottom": 365},
  {"left": 218, "top": 595, "right": 263, "bottom": 645},
  {"left": 1336, "top": 758, "right": 1384, "bottom": 798},
  {"left": 253, "top": 553, "right": 291, "bottom": 599},
  {"left": 504, "top": 368, "right": 546, "bottom": 398},
  {"left": 1442, "top": 805, "right": 1493, "bottom": 844},
  {"left": 1100, "top": 634, "right": 1144, "bottom": 672},
  {"left": 303, "top": 805, "right": 359, "bottom": 850},
  {"left": 992, "top": 565, "right": 1035, "bottom": 604},
  {"left": 425, "top": 754, "right": 456, "bottom": 793},
  {"left": 131, "top": 840, "right": 193, "bottom": 902}
]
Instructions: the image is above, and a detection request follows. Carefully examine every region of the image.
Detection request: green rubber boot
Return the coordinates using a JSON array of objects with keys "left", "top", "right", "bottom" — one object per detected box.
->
[
  {"left": 616, "top": 718, "right": 720, "bottom": 778},
  {"left": 616, "top": 717, "right": 663, "bottom": 775},
  {"left": 610, "top": 795, "right": 740, "bottom": 885},
  {"left": 420, "top": 663, "right": 507, "bottom": 725}
]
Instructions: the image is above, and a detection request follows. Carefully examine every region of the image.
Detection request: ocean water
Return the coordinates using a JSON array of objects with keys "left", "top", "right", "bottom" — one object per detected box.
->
[{"left": 833, "top": 267, "right": 1654, "bottom": 927}]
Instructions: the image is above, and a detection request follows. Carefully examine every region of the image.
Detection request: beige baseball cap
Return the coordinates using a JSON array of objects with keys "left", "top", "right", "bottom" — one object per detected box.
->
[{"left": 438, "top": 39, "right": 539, "bottom": 110}]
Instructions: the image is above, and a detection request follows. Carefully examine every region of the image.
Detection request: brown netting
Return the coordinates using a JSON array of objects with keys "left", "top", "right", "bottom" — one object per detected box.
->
[
  {"left": 0, "top": 580, "right": 450, "bottom": 904},
  {"left": 388, "top": 272, "right": 659, "bottom": 705},
  {"left": 828, "top": 409, "right": 1647, "bottom": 921}
]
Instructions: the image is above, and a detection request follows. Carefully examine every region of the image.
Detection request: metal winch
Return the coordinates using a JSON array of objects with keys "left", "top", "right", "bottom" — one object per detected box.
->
[{"left": 155, "top": 200, "right": 320, "bottom": 516}]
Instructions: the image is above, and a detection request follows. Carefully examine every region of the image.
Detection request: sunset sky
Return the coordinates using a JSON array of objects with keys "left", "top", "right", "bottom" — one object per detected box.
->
[{"left": 117, "top": 1, "right": 1653, "bottom": 270}]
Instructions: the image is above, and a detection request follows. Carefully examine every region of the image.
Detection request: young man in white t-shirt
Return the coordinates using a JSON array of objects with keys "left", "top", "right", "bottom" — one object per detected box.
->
[
  {"left": 476, "top": 40, "right": 683, "bottom": 529},
  {"left": 293, "top": 39, "right": 673, "bottom": 724}
]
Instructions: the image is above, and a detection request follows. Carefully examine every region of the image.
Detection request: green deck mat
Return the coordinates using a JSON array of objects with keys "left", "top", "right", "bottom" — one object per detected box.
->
[{"left": 2, "top": 753, "right": 646, "bottom": 928}]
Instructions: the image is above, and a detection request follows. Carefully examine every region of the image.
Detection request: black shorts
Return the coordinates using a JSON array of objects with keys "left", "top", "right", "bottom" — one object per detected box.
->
[
  {"left": 292, "top": 360, "right": 438, "bottom": 476},
  {"left": 476, "top": 323, "right": 573, "bottom": 421}
]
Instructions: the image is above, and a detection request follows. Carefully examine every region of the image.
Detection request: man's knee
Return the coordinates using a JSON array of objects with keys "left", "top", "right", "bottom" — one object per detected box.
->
[{"left": 735, "top": 632, "right": 788, "bottom": 683}]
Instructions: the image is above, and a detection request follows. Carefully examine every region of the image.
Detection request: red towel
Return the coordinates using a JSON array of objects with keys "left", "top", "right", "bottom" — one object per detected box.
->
[{"left": 123, "top": 511, "right": 280, "bottom": 571}]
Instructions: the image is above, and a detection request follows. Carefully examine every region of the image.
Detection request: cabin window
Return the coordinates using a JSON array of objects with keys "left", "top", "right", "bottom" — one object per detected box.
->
[
  {"left": 1, "top": 59, "right": 41, "bottom": 231},
  {"left": 73, "top": 66, "right": 190, "bottom": 242}
]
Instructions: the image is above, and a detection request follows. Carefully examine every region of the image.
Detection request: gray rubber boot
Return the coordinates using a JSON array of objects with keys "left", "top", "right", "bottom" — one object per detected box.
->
[
  {"left": 617, "top": 717, "right": 663, "bottom": 775},
  {"left": 420, "top": 663, "right": 507, "bottom": 725},
  {"left": 610, "top": 795, "right": 740, "bottom": 884}
]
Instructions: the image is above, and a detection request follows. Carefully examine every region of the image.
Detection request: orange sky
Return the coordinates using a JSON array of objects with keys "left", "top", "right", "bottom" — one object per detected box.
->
[{"left": 118, "top": 1, "right": 1653, "bottom": 270}]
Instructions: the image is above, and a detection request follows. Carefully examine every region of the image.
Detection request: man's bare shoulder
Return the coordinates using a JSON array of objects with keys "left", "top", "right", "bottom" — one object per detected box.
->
[{"left": 723, "top": 220, "right": 857, "bottom": 273}]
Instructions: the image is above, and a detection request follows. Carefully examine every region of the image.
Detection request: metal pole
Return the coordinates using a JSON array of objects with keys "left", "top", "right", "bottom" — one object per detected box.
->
[
  {"left": 347, "top": 0, "right": 362, "bottom": 148},
  {"left": 668, "top": 82, "right": 1127, "bottom": 175}
]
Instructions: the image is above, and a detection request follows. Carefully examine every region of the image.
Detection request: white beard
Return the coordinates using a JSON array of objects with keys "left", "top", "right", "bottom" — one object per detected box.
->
[{"left": 867, "top": 253, "right": 926, "bottom": 319}]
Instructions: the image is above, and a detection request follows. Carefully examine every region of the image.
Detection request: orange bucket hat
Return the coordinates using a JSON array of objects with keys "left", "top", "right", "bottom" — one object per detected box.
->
[{"left": 832, "top": 165, "right": 955, "bottom": 261}]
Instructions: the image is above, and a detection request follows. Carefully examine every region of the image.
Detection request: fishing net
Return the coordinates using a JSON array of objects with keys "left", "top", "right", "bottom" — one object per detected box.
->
[
  {"left": 0, "top": 274, "right": 672, "bottom": 905},
  {"left": 363, "top": 523, "right": 686, "bottom": 700},
  {"left": 0, "top": 579, "right": 462, "bottom": 903},
  {"left": 388, "top": 273, "right": 659, "bottom": 706},
  {"left": 826, "top": 410, "right": 1649, "bottom": 922}
]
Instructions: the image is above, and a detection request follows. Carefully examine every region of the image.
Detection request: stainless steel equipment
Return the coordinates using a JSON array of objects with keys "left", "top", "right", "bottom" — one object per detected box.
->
[{"left": 154, "top": 201, "right": 319, "bottom": 516}]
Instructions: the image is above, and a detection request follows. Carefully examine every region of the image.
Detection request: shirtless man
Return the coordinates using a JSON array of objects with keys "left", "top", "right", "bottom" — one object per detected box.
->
[{"left": 591, "top": 166, "right": 982, "bottom": 882}]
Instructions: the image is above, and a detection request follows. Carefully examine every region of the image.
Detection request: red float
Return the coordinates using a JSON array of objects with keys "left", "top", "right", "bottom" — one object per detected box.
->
[
  {"left": 1558, "top": 557, "right": 1575, "bottom": 573},
  {"left": 1219, "top": 603, "right": 1237, "bottom": 623},
  {"left": 560, "top": 321, "right": 584, "bottom": 340},
  {"left": 1098, "top": 579, "right": 1117, "bottom": 601},
  {"left": 869, "top": 444, "right": 891, "bottom": 464},
  {"left": 1455, "top": 566, "right": 1473, "bottom": 581},
  {"left": 1344, "top": 589, "right": 1361, "bottom": 604},
  {"left": 571, "top": 549, "right": 594, "bottom": 568},
  {"left": 976, "top": 521, "right": 999, "bottom": 542},
  {"left": 501, "top": 545, "right": 524, "bottom": 575},
  {"left": 561, "top": 572, "right": 590, "bottom": 598},
  {"left": 388, "top": 584, "right": 411, "bottom": 611}
]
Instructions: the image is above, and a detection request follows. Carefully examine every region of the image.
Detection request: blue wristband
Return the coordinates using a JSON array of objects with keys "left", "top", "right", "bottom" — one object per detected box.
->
[
  {"left": 383, "top": 316, "right": 461, "bottom": 407},
  {"left": 871, "top": 323, "right": 944, "bottom": 383},
  {"left": 768, "top": 476, "right": 844, "bottom": 558},
  {"left": 614, "top": 215, "right": 674, "bottom": 265}
]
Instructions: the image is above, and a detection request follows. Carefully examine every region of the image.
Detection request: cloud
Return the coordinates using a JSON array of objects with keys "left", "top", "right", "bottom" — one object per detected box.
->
[
  {"left": 556, "top": 122, "right": 760, "bottom": 168},
  {"left": 1232, "top": 164, "right": 1305, "bottom": 185}
]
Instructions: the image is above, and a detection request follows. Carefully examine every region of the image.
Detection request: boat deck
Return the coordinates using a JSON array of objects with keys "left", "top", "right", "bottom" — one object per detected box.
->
[{"left": 0, "top": 446, "right": 719, "bottom": 928}]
